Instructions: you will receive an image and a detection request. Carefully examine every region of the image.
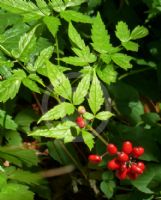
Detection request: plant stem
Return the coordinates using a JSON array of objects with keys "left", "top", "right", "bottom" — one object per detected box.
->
[
  {"left": 118, "top": 67, "right": 152, "bottom": 80},
  {"left": 88, "top": 126, "right": 108, "bottom": 146},
  {"left": 58, "top": 140, "right": 87, "bottom": 179},
  {"left": 55, "top": 36, "right": 60, "bottom": 65}
]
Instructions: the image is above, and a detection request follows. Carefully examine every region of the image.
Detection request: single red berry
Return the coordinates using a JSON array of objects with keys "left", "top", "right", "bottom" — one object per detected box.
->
[
  {"left": 131, "top": 163, "right": 143, "bottom": 174},
  {"left": 116, "top": 168, "right": 128, "bottom": 180},
  {"left": 78, "top": 106, "right": 86, "bottom": 114},
  {"left": 107, "top": 143, "right": 118, "bottom": 155},
  {"left": 117, "top": 152, "right": 129, "bottom": 162},
  {"left": 122, "top": 141, "right": 133, "bottom": 154},
  {"left": 127, "top": 170, "right": 139, "bottom": 180},
  {"left": 88, "top": 154, "right": 102, "bottom": 164},
  {"left": 76, "top": 116, "right": 86, "bottom": 128},
  {"left": 137, "top": 162, "right": 145, "bottom": 171},
  {"left": 107, "top": 158, "right": 120, "bottom": 170},
  {"left": 132, "top": 147, "right": 144, "bottom": 158},
  {"left": 120, "top": 162, "right": 127, "bottom": 172}
]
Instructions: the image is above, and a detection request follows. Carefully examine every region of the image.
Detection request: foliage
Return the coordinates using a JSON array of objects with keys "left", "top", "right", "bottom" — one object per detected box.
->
[{"left": 0, "top": 0, "right": 160, "bottom": 199}]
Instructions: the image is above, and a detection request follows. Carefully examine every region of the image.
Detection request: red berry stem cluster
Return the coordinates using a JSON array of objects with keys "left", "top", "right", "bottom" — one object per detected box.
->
[{"left": 88, "top": 141, "right": 145, "bottom": 180}]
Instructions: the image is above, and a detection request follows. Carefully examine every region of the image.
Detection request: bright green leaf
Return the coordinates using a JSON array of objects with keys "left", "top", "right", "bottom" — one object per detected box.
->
[
  {"left": 131, "top": 25, "right": 149, "bottom": 40},
  {"left": 34, "top": 46, "right": 54, "bottom": 74},
  {"left": 82, "top": 130, "right": 94, "bottom": 150},
  {"left": 97, "top": 64, "right": 117, "bottom": 85},
  {"left": 68, "top": 23, "right": 85, "bottom": 50},
  {"left": 83, "top": 112, "right": 94, "bottom": 120},
  {"left": 35, "top": 0, "right": 50, "bottom": 15},
  {"left": 115, "top": 21, "right": 130, "bottom": 42},
  {"left": 47, "top": 61, "right": 72, "bottom": 101},
  {"left": 111, "top": 53, "right": 132, "bottom": 70},
  {"left": 122, "top": 41, "right": 139, "bottom": 51},
  {"left": 17, "top": 25, "right": 38, "bottom": 62},
  {"left": 29, "top": 121, "right": 77, "bottom": 143},
  {"left": 60, "top": 10, "right": 93, "bottom": 23},
  {"left": 0, "top": 0, "right": 45, "bottom": 21},
  {"left": 73, "top": 74, "right": 91, "bottom": 105},
  {"left": 91, "top": 13, "right": 113, "bottom": 53},
  {"left": 96, "top": 111, "right": 113, "bottom": 120},
  {"left": 22, "top": 78, "right": 40, "bottom": 93},
  {"left": 88, "top": 71, "right": 104, "bottom": 114},
  {"left": 43, "top": 16, "right": 61, "bottom": 38},
  {"left": 38, "top": 102, "right": 75, "bottom": 122}
]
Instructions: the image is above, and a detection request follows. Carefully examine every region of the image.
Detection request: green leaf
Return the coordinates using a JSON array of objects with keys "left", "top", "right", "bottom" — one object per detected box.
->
[
  {"left": 59, "top": 53, "right": 96, "bottom": 66},
  {"left": 88, "top": 71, "right": 104, "bottom": 114},
  {"left": 47, "top": 61, "right": 72, "bottom": 101},
  {"left": 38, "top": 102, "right": 75, "bottom": 122},
  {"left": 0, "top": 110, "right": 17, "bottom": 130},
  {"left": 0, "top": 0, "right": 45, "bottom": 21},
  {"left": 68, "top": 23, "right": 85, "bottom": 50},
  {"left": 34, "top": 46, "right": 54, "bottom": 74},
  {"left": 122, "top": 41, "right": 139, "bottom": 52},
  {"left": 22, "top": 78, "right": 40, "bottom": 93},
  {"left": 35, "top": 0, "right": 51, "bottom": 15},
  {"left": 73, "top": 74, "right": 91, "bottom": 105},
  {"left": 109, "top": 82, "right": 144, "bottom": 124},
  {"left": 8, "top": 169, "right": 42, "bottom": 185},
  {"left": 91, "top": 13, "right": 113, "bottom": 53},
  {"left": 115, "top": 21, "right": 130, "bottom": 42},
  {"left": 83, "top": 112, "right": 94, "bottom": 120},
  {"left": 111, "top": 53, "right": 132, "bottom": 70},
  {"left": 15, "top": 109, "right": 38, "bottom": 133},
  {"left": 100, "top": 54, "right": 111, "bottom": 64},
  {"left": 60, "top": 10, "right": 93, "bottom": 23},
  {"left": 82, "top": 130, "right": 94, "bottom": 150},
  {"left": 96, "top": 64, "right": 117, "bottom": 85},
  {"left": 29, "top": 121, "right": 76, "bottom": 143},
  {"left": 131, "top": 25, "right": 149, "bottom": 40},
  {"left": 100, "top": 181, "right": 116, "bottom": 199},
  {"left": 28, "top": 74, "right": 45, "bottom": 86},
  {"left": 96, "top": 111, "right": 113, "bottom": 120},
  {"left": 0, "top": 69, "right": 26, "bottom": 102},
  {"left": 47, "top": 140, "right": 81, "bottom": 166},
  {"left": 49, "top": 0, "right": 65, "bottom": 12},
  {"left": 43, "top": 16, "right": 61, "bottom": 38},
  {"left": 0, "top": 147, "right": 38, "bottom": 167},
  {"left": 0, "top": 183, "right": 34, "bottom": 200},
  {"left": 141, "top": 113, "right": 160, "bottom": 125},
  {"left": 17, "top": 25, "right": 38, "bottom": 62},
  {"left": 5, "top": 130, "right": 22, "bottom": 146}
]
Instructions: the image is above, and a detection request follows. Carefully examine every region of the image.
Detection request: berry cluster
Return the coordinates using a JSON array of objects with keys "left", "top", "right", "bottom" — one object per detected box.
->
[{"left": 88, "top": 141, "right": 145, "bottom": 180}]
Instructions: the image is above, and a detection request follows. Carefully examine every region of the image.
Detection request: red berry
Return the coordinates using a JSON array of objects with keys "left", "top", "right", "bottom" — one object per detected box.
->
[
  {"left": 117, "top": 152, "right": 129, "bottom": 162},
  {"left": 78, "top": 106, "right": 86, "bottom": 114},
  {"left": 127, "top": 170, "right": 139, "bottom": 180},
  {"left": 107, "top": 159, "right": 120, "bottom": 170},
  {"left": 132, "top": 147, "right": 144, "bottom": 158},
  {"left": 131, "top": 164, "right": 143, "bottom": 174},
  {"left": 122, "top": 141, "right": 133, "bottom": 154},
  {"left": 137, "top": 162, "right": 145, "bottom": 171},
  {"left": 88, "top": 154, "right": 102, "bottom": 164},
  {"left": 76, "top": 116, "right": 86, "bottom": 128},
  {"left": 116, "top": 168, "right": 128, "bottom": 180},
  {"left": 120, "top": 162, "right": 127, "bottom": 172},
  {"left": 107, "top": 144, "right": 118, "bottom": 155}
]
